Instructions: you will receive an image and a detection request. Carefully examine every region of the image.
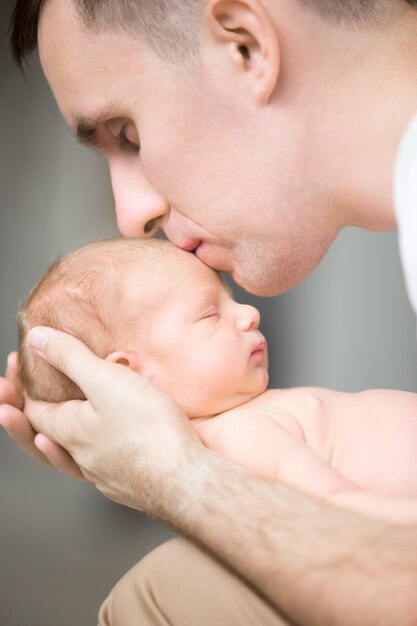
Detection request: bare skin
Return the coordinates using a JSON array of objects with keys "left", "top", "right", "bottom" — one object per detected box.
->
[
  {"left": 20, "top": 328, "right": 417, "bottom": 625},
  {"left": 196, "top": 387, "right": 417, "bottom": 516},
  {"left": 2, "top": 0, "right": 417, "bottom": 624}
]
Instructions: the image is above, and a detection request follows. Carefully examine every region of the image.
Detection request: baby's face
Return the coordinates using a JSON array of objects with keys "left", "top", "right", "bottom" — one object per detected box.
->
[{"left": 123, "top": 249, "right": 269, "bottom": 418}]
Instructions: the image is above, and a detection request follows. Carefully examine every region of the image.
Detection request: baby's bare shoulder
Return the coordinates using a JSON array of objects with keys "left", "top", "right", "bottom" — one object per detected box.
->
[
  {"left": 261, "top": 386, "right": 329, "bottom": 408},
  {"left": 354, "top": 388, "right": 417, "bottom": 408},
  {"left": 213, "top": 388, "right": 328, "bottom": 439},
  {"left": 195, "top": 388, "right": 335, "bottom": 455},
  {"left": 261, "top": 387, "right": 332, "bottom": 425}
]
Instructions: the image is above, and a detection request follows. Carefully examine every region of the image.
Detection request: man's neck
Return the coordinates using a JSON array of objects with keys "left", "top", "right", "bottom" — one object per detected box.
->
[
  {"left": 285, "top": 2, "right": 417, "bottom": 233},
  {"left": 330, "top": 6, "right": 417, "bottom": 231}
]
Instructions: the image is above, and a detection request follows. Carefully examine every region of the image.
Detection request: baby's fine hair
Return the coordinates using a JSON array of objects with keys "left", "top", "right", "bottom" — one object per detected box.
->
[{"left": 17, "top": 237, "right": 171, "bottom": 402}]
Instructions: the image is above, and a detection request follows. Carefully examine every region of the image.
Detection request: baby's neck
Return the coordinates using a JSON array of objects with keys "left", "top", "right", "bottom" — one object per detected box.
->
[
  {"left": 191, "top": 414, "right": 218, "bottom": 425},
  {"left": 189, "top": 390, "right": 269, "bottom": 425}
]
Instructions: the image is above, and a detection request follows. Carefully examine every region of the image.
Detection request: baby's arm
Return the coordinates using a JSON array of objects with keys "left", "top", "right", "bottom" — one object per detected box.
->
[
  {"left": 197, "top": 410, "right": 417, "bottom": 524},
  {"left": 196, "top": 409, "right": 361, "bottom": 500}
]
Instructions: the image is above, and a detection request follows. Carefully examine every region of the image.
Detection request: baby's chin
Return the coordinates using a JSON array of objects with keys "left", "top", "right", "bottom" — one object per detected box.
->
[{"left": 186, "top": 376, "right": 269, "bottom": 420}]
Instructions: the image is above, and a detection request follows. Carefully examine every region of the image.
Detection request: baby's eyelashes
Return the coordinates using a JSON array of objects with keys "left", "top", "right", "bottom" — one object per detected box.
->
[{"left": 199, "top": 308, "right": 220, "bottom": 322}]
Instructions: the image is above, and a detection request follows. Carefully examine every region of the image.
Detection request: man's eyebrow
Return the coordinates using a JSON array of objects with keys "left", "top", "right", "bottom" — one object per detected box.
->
[
  {"left": 75, "top": 117, "right": 100, "bottom": 149},
  {"left": 74, "top": 118, "right": 99, "bottom": 148},
  {"left": 73, "top": 104, "right": 123, "bottom": 149}
]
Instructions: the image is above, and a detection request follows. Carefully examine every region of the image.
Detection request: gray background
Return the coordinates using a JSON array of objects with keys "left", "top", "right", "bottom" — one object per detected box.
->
[{"left": 1, "top": 1, "right": 417, "bottom": 624}]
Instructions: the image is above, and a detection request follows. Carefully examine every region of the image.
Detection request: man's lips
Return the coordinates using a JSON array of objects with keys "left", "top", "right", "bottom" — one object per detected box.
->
[
  {"left": 178, "top": 239, "right": 202, "bottom": 253},
  {"left": 177, "top": 239, "right": 230, "bottom": 274},
  {"left": 178, "top": 239, "right": 216, "bottom": 266}
]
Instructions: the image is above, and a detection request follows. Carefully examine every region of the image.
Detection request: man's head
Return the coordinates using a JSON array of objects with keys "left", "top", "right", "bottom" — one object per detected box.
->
[
  {"left": 11, "top": 0, "right": 417, "bottom": 296},
  {"left": 18, "top": 238, "right": 268, "bottom": 416},
  {"left": 12, "top": 0, "right": 417, "bottom": 66}
]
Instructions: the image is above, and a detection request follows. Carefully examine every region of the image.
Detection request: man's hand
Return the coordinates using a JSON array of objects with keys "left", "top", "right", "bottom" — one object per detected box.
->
[
  {"left": 22, "top": 327, "right": 204, "bottom": 514},
  {"left": 0, "top": 351, "right": 83, "bottom": 478},
  {"left": 2, "top": 331, "right": 417, "bottom": 625}
]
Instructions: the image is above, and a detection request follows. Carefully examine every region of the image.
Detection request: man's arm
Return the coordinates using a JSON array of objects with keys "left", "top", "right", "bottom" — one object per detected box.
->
[
  {"left": 8, "top": 328, "right": 417, "bottom": 626},
  {"left": 180, "top": 453, "right": 417, "bottom": 626}
]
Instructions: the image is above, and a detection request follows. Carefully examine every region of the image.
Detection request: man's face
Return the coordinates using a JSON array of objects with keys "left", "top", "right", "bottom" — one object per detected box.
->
[
  {"left": 38, "top": 0, "right": 340, "bottom": 296},
  {"left": 124, "top": 249, "right": 269, "bottom": 418}
]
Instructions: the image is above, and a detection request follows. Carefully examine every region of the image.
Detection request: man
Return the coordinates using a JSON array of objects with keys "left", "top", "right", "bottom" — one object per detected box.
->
[{"left": 1, "top": 0, "right": 417, "bottom": 624}]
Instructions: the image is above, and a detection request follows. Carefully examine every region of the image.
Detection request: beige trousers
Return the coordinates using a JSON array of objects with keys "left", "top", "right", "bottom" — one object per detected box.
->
[{"left": 99, "top": 538, "right": 293, "bottom": 626}]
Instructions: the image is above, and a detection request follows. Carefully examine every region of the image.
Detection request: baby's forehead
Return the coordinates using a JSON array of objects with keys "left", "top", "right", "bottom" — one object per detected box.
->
[
  {"left": 121, "top": 248, "right": 228, "bottom": 301},
  {"left": 164, "top": 252, "right": 229, "bottom": 292}
]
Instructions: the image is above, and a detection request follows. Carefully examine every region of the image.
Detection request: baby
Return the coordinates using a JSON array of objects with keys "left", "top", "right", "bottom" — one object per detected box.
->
[{"left": 18, "top": 238, "right": 417, "bottom": 522}]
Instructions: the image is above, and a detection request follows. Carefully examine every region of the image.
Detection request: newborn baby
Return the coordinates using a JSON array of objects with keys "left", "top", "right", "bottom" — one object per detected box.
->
[{"left": 18, "top": 238, "right": 417, "bottom": 522}]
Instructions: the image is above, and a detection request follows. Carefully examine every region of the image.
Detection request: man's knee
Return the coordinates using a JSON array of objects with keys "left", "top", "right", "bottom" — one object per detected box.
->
[
  {"left": 99, "top": 537, "right": 289, "bottom": 626},
  {"left": 99, "top": 538, "right": 189, "bottom": 626}
]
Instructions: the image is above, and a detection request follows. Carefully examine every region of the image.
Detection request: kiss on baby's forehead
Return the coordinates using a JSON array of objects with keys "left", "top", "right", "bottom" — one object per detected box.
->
[{"left": 18, "top": 236, "right": 268, "bottom": 414}]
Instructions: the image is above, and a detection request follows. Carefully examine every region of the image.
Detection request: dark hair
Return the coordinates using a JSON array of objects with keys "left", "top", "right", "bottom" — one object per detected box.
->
[
  {"left": 10, "top": 0, "right": 204, "bottom": 68},
  {"left": 299, "top": 0, "right": 417, "bottom": 23},
  {"left": 10, "top": 0, "right": 417, "bottom": 68}
]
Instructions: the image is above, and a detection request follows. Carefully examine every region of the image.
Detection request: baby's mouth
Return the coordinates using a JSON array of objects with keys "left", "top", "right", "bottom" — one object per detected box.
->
[{"left": 250, "top": 339, "right": 266, "bottom": 357}]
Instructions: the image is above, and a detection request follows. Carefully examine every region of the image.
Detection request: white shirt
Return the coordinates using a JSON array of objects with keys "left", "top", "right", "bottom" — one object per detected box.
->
[{"left": 395, "top": 113, "right": 417, "bottom": 316}]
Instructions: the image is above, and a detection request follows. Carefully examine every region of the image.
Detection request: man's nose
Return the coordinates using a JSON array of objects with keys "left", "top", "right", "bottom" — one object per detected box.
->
[
  {"left": 236, "top": 305, "right": 260, "bottom": 331},
  {"left": 110, "top": 160, "right": 169, "bottom": 238}
]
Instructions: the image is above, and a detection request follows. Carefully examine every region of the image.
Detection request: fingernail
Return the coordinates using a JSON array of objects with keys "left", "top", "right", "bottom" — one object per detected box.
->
[{"left": 28, "top": 327, "right": 53, "bottom": 352}]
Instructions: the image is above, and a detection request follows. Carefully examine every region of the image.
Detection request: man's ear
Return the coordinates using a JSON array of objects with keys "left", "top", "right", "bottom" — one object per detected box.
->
[
  {"left": 206, "top": 0, "right": 280, "bottom": 104},
  {"left": 106, "top": 351, "right": 142, "bottom": 374}
]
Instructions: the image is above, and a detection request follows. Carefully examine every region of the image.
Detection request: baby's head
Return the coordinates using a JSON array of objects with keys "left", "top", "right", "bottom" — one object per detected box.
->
[{"left": 18, "top": 238, "right": 268, "bottom": 418}]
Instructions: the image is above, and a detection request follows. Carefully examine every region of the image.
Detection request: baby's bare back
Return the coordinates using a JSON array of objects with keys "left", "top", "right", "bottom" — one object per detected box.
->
[{"left": 195, "top": 387, "right": 417, "bottom": 499}]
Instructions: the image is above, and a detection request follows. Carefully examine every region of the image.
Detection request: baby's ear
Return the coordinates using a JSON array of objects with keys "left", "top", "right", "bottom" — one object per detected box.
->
[{"left": 106, "top": 351, "right": 142, "bottom": 374}]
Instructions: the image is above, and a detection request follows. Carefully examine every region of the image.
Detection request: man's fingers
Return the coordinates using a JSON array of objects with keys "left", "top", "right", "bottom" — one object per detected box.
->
[
  {"left": 34, "top": 434, "right": 85, "bottom": 480},
  {"left": 0, "top": 377, "right": 24, "bottom": 411},
  {"left": 0, "top": 404, "right": 87, "bottom": 480},
  {"left": 0, "top": 404, "right": 53, "bottom": 468},
  {"left": 28, "top": 327, "right": 107, "bottom": 398},
  {"left": 24, "top": 397, "right": 58, "bottom": 439},
  {"left": 25, "top": 396, "right": 85, "bottom": 450},
  {"left": 5, "top": 352, "right": 24, "bottom": 394},
  {"left": 2, "top": 350, "right": 89, "bottom": 482},
  {"left": 17, "top": 398, "right": 89, "bottom": 479}
]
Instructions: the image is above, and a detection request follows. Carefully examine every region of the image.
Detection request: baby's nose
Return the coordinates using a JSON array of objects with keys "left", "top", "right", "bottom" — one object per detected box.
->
[{"left": 237, "top": 305, "right": 260, "bottom": 331}]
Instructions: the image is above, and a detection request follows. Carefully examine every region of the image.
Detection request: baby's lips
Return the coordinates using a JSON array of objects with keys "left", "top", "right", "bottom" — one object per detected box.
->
[{"left": 251, "top": 338, "right": 266, "bottom": 355}]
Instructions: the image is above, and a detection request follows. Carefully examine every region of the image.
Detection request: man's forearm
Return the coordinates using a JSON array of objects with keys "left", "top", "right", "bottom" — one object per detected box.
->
[
  {"left": 155, "top": 447, "right": 417, "bottom": 626},
  {"left": 22, "top": 331, "right": 417, "bottom": 625}
]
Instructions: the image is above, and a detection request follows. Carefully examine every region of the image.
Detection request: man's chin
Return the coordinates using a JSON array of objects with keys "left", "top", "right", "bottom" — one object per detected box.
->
[
  {"left": 231, "top": 271, "right": 283, "bottom": 298},
  {"left": 232, "top": 263, "right": 311, "bottom": 297}
]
